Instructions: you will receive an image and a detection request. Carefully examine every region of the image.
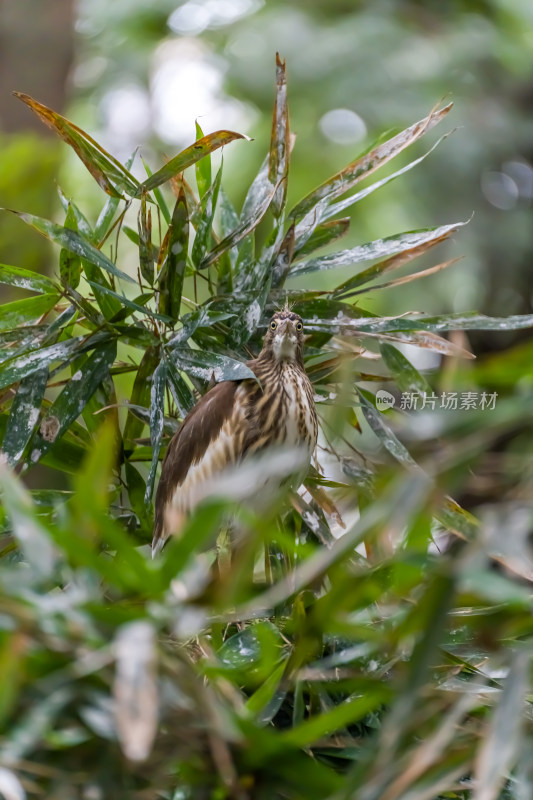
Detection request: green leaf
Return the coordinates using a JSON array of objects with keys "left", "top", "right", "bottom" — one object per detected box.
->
[
  {"left": 2, "top": 367, "right": 48, "bottom": 465},
  {"left": 123, "top": 346, "right": 160, "bottom": 452},
  {"left": 293, "top": 218, "right": 350, "bottom": 259},
  {"left": 380, "top": 343, "right": 431, "bottom": 394},
  {"left": 195, "top": 121, "right": 212, "bottom": 198},
  {"left": 145, "top": 359, "right": 168, "bottom": 504},
  {"left": 14, "top": 92, "right": 140, "bottom": 197},
  {"left": 358, "top": 390, "right": 417, "bottom": 466},
  {"left": 25, "top": 341, "right": 117, "bottom": 466},
  {"left": 165, "top": 355, "right": 195, "bottom": 419},
  {"left": 191, "top": 164, "right": 222, "bottom": 268},
  {"left": 158, "top": 187, "right": 189, "bottom": 319},
  {"left": 1, "top": 210, "right": 136, "bottom": 284},
  {"left": 0, "top": 262, "right": 56, "bottom": 294},
  {"left": 169, "top": 347, "right": 256, "bottom": 383},
  {"left": 85, "top": 280, "right": 171, "bottom": 323},
  {"left": 199, "top": 178, "right": 278, "bottom": 270},
  {"left": 137, "top": 190, "right": 154, "bottom": 285},
  {"left": 0, "top": 294, "right": 58, "bottom": 331},
  {"left": 59, "top": 204, "right": 82, "bottom": 289},
  {"left": 138, "top": 129, "right": 250, "bottom": 194},
  {"left": 291, "top": 221, "right": 466, "bottom": 277},
  {"left": 290, "top": 102, "right": 452, "bottom": 219},
  {"left": 268, "top": 53, "right": 290, "bottom": 218},
  {"left": 83, "top": 265, "right": 122, "bottom": 320}
]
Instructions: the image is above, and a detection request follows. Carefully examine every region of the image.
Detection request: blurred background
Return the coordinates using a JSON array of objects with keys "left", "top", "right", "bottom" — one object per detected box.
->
[{"left": 1, "top": 0, "right": 532, "bottom": 342}]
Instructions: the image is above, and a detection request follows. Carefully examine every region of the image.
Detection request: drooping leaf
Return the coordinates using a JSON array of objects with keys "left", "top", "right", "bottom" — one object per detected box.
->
[
  {"left": 2, "top": 210, "right": 136, "bottom": 284},
  {"left": 138, "top": 129, "right": 250, "bottom": 194},
  {"left": 2, "top": 367, "right": 48, "bottom": 465},
  {"left": 14, "top": 92, "right": 140, "bottom": 197},
  {"left": 85, "top": 280, "right": 171, "bottom": 324},
  {"left": 357, "top": 389, "right": 418, "bottom": 466},
  {"left": 269, "top": 53, "right": 290, "bottom": 218},
  {"left": 0, "top": 263, "right": 56, "bottom": 294},
  {"left": 145, "top": 359, "right": 168, "bottom": 504},
  {"left": 123, "top": 347, "right": 160, "bottom": 453},
  {"left": 165, "top": 356, "right": 195, "bottom": 419},
  {"left": 293, "top": 217, "right": 350, "bottom": 260},
  {"left": 83, "top": 265, "right": 122, "bottom": 320},
  {"left": 290, "top": 102, "right": 453, "bottom": 219},
  {"left": 380, "top": 343, "right": 431, "bottom": 394}
]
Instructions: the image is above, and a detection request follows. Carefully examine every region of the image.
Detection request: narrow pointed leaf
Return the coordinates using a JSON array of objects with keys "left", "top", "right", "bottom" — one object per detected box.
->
[
  {"left": 358, "top": 390, "right": 417, "bottom": 466},
  {"left": 2, "top": 210, "right": 136, "bottom": 284},
  {"left": 14, "top": 92, "right": 140, "bottom": 197},
  {"left": 0, "top": 294, "right": 58, "bottom": 332},
  {"left": 145, "top": 360, "right": 168, "bottom": 503},
  {"left": 85, "top": 280, "right": 171, "bottom": 323},
  {"left": 138, "top": 129, "right": 250, "bottom": 194},
  {"left": 191, "top": 164, "right": 222, "bottom": 268},
  {"left": 199, "top": 179, "right": 278, "bottom": 270},
  {"left": 195, "top": 121, "right": 212, "bottom": 198},
  {"left": 290, "top": 102, "right": 452, "bottom": 219},
  {"left": 159, "top": 188, "right": 189, "bottom": 319},
  {"left": 2, "top": 367, "right": 48, "bottom": 465},
  {"left": 0, "top": 263, "right": 56, "bottom": 294},
  {"left": 169, "top": 348, "right": 256, "bottom": 383},
  {"left": 26, "top": 341, "right": 117, "bottom": 465},
  {"left": 59, "top": 203, "right": 82, "bottom": 288},
  {"left": 269, "top": 53, "right": 289, "bottom": 217},
  {"left": 294, "top": 217, "right": 350, "bottom": 259},
  {"left": 345, "top": 258, "right": 461, "bottom": 298},
  {"left": 83, "top": 264, "right": 122, "bottom": 320},
  {"left": 138, "top": 191, "right": 154, "bottom": 285},
  {"left": 380, "top": 343, "right": 431, "bottom": 394},
  {"left": 165, "top": 356, "right": 195, "bottom": 419},
  {"left": 123, "top": 347, "right": 160, "bottom": 452},
  {"left": 57, "top": 186, "right": 94, "bottom": 240},
  {"left": 292, "top": 221, "right": 466, "bottom": 277}
]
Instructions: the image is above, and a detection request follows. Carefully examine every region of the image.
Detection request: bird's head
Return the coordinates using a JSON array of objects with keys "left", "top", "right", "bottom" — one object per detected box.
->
[{"left": 263, "top": 310, "right": 305, "bottom": 363}]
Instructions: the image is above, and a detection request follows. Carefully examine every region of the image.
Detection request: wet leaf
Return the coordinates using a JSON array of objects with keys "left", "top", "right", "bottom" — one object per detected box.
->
[
  {"left": 123, "top": 346, "right": 160, "bottom": 453},
  {"left": 294, "top": 217, "right": 350, "bottom": 259},
  {"left": 165, "top": 355, "right": 195, "bottom": 419},
  {"left": 2, "top": 367, "right": 48, "bottom": 465},
  {"left": 85, "top": 280, "right": 171, "bottom": 324},
  {"left": 158, "top": 187, "right": 189, "bottom": 320},
  {"left": 26, "top": 341, "right": 117, "bottom": 465},
  {"left": 169, "top": 348, "right": 256, "bottom": 383},
  {"left": 14, "top": 92, "right": 140, "bottom": 197},
  {"left": 145, "top": 359, "right": 168, "bottom": 504},
  {"left": 0, "top": 263, "right": 56, "bottom": 294},
  {"left": 59, "top": 203, "right": 82, "bottom": 288},
  {"left": 0, "top": 294, "right": 58, "bottom": 332},
  {"left": 269, "top": 53, "right": 290, "bottom": 217},
  {"left": 138, "top": 129, "right": 250, "bottom": 194},
  {"left": 290, "top": 102, "right": 452, "bottom": 219},
  {"left": 2, "top": 210, "right": 136, "bottom": 284},
  {"left": 291, "top": 221, "right": 466, "bottom": 277},
  {"left": 357, "top": 390, "right": 417, "bottom": 466}
]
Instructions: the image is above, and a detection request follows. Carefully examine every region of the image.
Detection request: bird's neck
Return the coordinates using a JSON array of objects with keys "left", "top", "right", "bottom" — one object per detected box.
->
[{"left": 255, "top": 346, "right": 305, "bottom": 371}]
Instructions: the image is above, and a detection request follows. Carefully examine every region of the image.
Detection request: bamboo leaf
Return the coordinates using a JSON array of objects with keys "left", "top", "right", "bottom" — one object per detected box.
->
[
  {"left": 138, "top": 191, "right": 154, "bottom": 285},
  {"left": 0, "top": 294, "right": 58, "bottom": 331},
  {"left": 293, "top": 217, "right": 350, "bottom": 260},
  {"left": 290, "top": 102, "right": 452, "bottom": 219},
  {"left": 269, "top": 53, "right": 290, "bottom": 217},
  {"left": 123, "top": 347, "right": 160, "bottom": 453},
  {"left": 14, "top": 92, "right": 140, "bottom": 197},
  {"left": 85, "top": 280, "right": 171, "bottom": 323},
  {"left": 145, "top": 360, "right": 168, "bottom": 504},
  {"left": 358, "top": 390, "right": 417, "bottom": 466},
  {"left": 195, "top": 121, "right": 212, "bottom": 198},
  {"left": 292, "top": 221, "right": 466, "bottom": 277},
  {"left": 191, "top": 164, "right": 222, "bottom": 269},
  {"left": 26, "top": 341, "right": 117, "bottom": 466},
  {"left": 138, "top": 129, "right": 250, "bottom": 194},
  {"left": 2, "top": 367, "right": 48, "bottom": 465},
  {"left": 1, "top": 210, "right": 136, "bottom": 284},
  {"left": 159, "top": 188, "right": 189, "bottom": 320},
  {"left": 380, "top": 343, "right": 431, "bottom": 394},
  {"left": 59, "top": 204, "right": 82, "bottom": 289},
  {"left": 0, "top": 263, "right": 56, "bottom": 294},
  {"left": 169, "top": 348, "right": 256, "bottom": 383}
]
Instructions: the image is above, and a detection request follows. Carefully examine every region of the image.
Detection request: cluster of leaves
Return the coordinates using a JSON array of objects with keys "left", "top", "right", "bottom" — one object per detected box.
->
[{"left": 1, "top": 56, "right": 533, "bottom": 798}]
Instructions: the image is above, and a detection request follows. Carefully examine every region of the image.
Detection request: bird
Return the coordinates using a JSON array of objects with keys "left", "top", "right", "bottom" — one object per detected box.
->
[{"left": 152, "top": 309, "right": 318, "bottom": 555}]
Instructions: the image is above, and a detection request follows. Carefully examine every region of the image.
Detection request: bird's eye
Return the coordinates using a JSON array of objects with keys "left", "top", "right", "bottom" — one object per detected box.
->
[
  {"left": 296, "top": 322, "right": 303, "bottom": 331},
  {"left": 270, "top": 320, "right": 277, "bottom": 330}
]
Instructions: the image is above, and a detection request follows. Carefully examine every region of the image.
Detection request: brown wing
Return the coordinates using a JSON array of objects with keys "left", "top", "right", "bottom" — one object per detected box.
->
[{"left": 152, "top": 379, "right": 242, "bottom": 553}]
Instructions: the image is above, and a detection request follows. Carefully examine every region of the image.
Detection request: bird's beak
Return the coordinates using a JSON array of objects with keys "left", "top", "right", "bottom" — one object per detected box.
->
[{"left": 278, "top": 319, "right": 291, "bottom": 337}]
